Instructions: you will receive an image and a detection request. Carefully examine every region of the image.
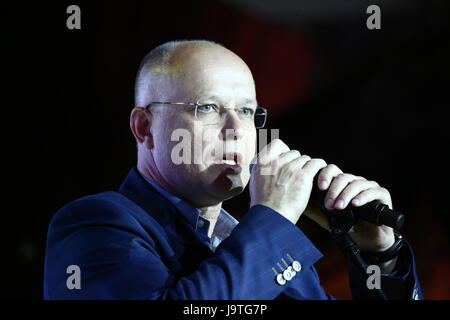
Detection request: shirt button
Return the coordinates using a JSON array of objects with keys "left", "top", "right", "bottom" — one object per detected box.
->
[
  {"left": 292, "top": 261, "right": 302, "bottom": 272},
  {"left": 197, "top": 219, "right": 205, "bottom": 228},
  {"left": 276, "top": 274, "right": 286, "bottom": 286}
]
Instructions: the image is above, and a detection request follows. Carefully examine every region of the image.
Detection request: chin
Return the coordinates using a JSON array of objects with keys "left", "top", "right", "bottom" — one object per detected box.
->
[{"left": 210, "top": 171, "right": 246, "bottom": 200}]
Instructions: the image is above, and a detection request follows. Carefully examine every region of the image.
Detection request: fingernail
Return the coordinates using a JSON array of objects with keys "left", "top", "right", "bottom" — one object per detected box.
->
[
  {"left": 325, "top": 199, "right": 334, "bottom": 208},
  {"left": 319, "top": 180, "right": 329, "bottom": 190},
  {"left": 352, "top": 198, "right": 360, "bottom": 206},
  {"left": 335, "top": 199, "right": 345, "bottom": 209}
]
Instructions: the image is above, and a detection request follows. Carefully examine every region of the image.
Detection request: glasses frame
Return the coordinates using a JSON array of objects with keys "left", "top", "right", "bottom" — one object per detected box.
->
[{"left": 143, "top": 102, "right": 267, "bottom": 129}]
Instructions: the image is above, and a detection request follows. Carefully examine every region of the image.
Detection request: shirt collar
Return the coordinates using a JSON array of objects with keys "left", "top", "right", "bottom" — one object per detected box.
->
[{"left": 141, "top": 174, "right": 238, "bottom": 238}]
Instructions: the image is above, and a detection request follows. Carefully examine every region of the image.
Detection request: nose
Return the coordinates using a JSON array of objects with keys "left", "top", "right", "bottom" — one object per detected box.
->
[{"left": 220, "top": 109, "right": 244, "bottom": 141}]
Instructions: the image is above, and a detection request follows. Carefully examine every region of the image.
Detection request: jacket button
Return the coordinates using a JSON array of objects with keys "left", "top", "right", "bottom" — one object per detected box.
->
[
  {"left": 276, "top": 274, "right": 286, "bottom": 285},
  {"left": 283, "top": 269, "right": 293, "bottom": 281},
  {"left": 288, "top": 266, "right": 296, "bottom": 277},
  {"left": 292, "top": 261, "right": 302, "bottom": 272}
]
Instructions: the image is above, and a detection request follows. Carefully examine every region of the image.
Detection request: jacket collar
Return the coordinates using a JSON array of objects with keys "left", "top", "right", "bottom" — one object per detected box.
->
[
  {"left": 118, "top": 167, "right": 216, "bottom": 252},
  {"left": 118, "top": 167, "right": 181, "bottom": 228},
  {"left": 118, "top": 167, "right": 215, "bottom": 265}
]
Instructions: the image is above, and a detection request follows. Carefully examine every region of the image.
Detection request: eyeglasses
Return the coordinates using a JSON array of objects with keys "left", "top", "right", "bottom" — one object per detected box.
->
[{"left": 144, "top": 101, "right": 267, "bottom": 129}]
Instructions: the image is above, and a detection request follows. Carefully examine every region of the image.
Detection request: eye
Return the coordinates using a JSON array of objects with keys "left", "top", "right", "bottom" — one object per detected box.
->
[
  {"left": 197, "top": 104, "right": 217, "bottom": 113},
  {"left": 238, "top": 107, "right": 254, "bottom": 117}
]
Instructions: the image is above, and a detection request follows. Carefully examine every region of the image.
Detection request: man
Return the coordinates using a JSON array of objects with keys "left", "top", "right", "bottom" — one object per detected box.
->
[{"left": 44, "top": 40, "right": 422, "bottom": 299}]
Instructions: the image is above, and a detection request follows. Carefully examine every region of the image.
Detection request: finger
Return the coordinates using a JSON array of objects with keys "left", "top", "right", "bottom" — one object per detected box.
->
[
  {"left": 278, "top": 154, "right": 311, "bottom": 183},
  {"left": 258, "top": 150, "right": 301, "bottom": 177},
  {"left": 275, "top": 150, "right": 302, "bottom": 169},
  {"left": 286, "top": 154, "right": 311, "bottom": 169},
  {"left": 325, "top": 173, "right": 360, "bottom": 209},
  {"left": 334, "top": 179, "right": 379, "bottom": 210},
  {"left": 257, "top": 139, "right": 290, "bottom": 166},
  {"left": 301, "top": 158, "right": 327, "bottom": 179},
  {"left": 317, "top": 164, "right": 343, "bottom": 190},
  {"left": 279, "top": 154, "right": 311, "bottom": 174},
  {"left": 351, "top": 187, "right": 392, "bottom": 209}
]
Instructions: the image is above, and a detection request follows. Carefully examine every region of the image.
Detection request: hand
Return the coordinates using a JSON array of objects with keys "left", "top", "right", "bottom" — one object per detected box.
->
[
  {"left": 249, "top": 139, "right": 327, "bottom": 225},
  {"left": 307, "top": 164, "right": 395, "bottom": 253}
]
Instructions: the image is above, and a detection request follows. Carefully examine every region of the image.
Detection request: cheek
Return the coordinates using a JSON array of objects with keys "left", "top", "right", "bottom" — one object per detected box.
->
[
  {"left": 243, "top": 131, "right": 257, "bottom": 163},
  {"left": 243, "top": 138, "right": 256, "bottom": 182},
  {"left": 197, "top": 128, "right": 222, "bottom": 164},
  {"left": 155, "top": 116, "right": 195, "bottom": 164},
  {"left": 153, "top": 130, "right": 176, "bottom": 165}
]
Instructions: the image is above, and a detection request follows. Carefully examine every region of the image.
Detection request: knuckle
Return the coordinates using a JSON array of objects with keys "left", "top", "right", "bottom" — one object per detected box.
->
[
  {"left": 343, "top": 173, "right": 357, "bottom": 181},
  {"left": 270, "top": 138, "right": 282, "bottom": 147},
  {"left": 272, "top": 157, "right": 282, "bottom": 169},
  {"left": 328, "top": 163, "right": 342, "bottom": 172},
  {"left": 314, "top": 158, "right": 327, "bottom": 166},
  {"left": 363, "top": 180, "right": 378, "bottom": 188},
  {"left": 257, "top": 155, "right": 267, "bottom": 166},
  {"left": 350, "top": 178, "right": 365, "bottom": 187},
  {"left": 282, "top": 165, "right": 299, "bottom": 180},
  {"left": 295, "top": 170, "right": 307, "bottom": 181},
  {"left": 287, "top": 165, "right": 299, "bottom": 176},
  {"left": 364, "top": 187, "right": 377, "bottom": 195},
  {"left": 301, "top": 154, "right": 312, "bottom": 161},
  {"left": 380, "top": 186, "right": 388, "bottom": 194},
  {"left": 291, "top": 150, "right": 301, "bottom": 158},
  {"left": 272, "top": 139, "right": 289, "bottom": 152}
]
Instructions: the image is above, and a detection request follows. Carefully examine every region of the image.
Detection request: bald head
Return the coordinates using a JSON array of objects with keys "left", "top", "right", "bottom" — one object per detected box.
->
[
  {"left": 130, "top": 40, "right": 258, "bottom": 208},
  {"left": 134, "top": 40, "right": 254, "bottom": 107}
]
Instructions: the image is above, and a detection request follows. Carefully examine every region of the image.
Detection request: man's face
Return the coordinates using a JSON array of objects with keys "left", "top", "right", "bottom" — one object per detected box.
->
[{"left": 149, "top": 47, "right": 257, "bottom": 207}]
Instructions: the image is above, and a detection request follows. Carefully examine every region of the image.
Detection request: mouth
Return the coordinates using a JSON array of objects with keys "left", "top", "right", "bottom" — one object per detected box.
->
[{"left": 213, "top": 152, "right": 243, "bottom": 170}]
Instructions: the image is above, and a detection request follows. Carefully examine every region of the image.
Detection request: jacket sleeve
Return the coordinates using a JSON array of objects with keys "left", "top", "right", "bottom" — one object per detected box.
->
[
  {"left": 44, "top": 198, "right": 324, "bottom": 300},
  {"left": 348, "top": 238, "right": 423, "bottom": 300}
]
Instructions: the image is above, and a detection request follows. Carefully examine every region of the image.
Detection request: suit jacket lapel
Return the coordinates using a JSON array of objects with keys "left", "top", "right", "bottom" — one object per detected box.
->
[{"left": 118, "top": 167, "right": 214, "bottom": 260}]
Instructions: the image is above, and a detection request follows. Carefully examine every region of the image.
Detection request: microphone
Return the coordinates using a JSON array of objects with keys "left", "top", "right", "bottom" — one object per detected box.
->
[{"left": 250, "top": 163, "right": 405, "bottom": 230}]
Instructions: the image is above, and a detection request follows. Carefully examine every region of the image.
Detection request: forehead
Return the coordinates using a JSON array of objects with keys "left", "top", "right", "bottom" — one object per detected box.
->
[
  {"left": 168, "top": 47, "right": 256, "bottom": 104},
  {"left": 178, "top": 64, "right": 256, "bottom": 104}
]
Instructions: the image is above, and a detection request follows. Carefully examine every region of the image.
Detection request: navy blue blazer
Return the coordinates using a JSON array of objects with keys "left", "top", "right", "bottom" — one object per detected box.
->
[{"left": 44, "top": 167, "right": 423, "bottom": 299}]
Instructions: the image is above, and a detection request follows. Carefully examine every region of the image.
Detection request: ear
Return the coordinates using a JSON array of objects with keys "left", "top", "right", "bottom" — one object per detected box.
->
[{"left": 130, "top": 107, "right": 153, "bottom": 149}]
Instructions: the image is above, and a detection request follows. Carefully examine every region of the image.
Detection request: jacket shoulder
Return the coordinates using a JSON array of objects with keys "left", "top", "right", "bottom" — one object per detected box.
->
[
  {"left": 48, "top": 191, "right": 163, "bottom": 238},
  {"left": 52, "top": 191, "right": 133, "bottom": 220}
]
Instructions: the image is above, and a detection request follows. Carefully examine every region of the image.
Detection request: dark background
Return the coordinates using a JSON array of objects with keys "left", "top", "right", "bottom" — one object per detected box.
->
[{"left": 4, "top": 0, "right": 449, "bottom": 299}]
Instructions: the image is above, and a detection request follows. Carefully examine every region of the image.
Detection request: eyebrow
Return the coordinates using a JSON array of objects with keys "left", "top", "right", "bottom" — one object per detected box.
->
[{"left": 198, "top": 95, "right": 258, "bottom": 106}]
